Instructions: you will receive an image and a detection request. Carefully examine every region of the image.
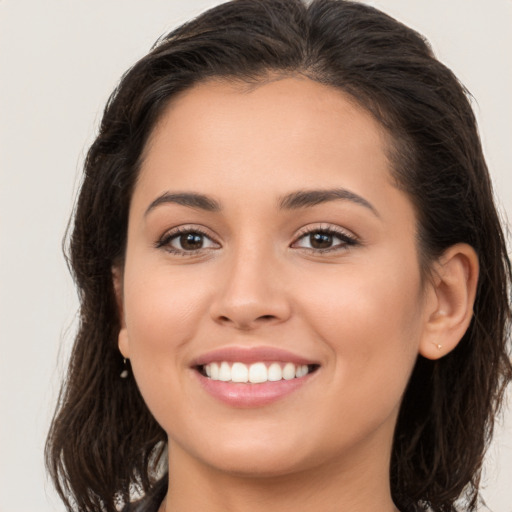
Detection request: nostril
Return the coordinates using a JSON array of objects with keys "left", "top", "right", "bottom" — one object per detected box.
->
[{"left": 217, "top": 314, "right": 276, "bottom": 324}]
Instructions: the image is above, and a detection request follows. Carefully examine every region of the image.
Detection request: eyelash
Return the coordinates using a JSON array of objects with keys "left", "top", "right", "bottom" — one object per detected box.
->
[
  {"left": 155, "top": 224, "right": 359, "bottom": 257},
  {"left": 291, "top": 225, "right": 358, "bottom": 253},
  {"left": 155, "top": 226, "right": 217, "bottom": 256}
]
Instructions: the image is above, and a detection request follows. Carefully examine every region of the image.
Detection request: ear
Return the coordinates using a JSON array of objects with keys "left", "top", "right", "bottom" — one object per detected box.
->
[
  {"left": 112, "top": 266, "right": 130, "bottom": 359},
  {"left": 419, "top": 243, "right": 479, "bottom": 360}
]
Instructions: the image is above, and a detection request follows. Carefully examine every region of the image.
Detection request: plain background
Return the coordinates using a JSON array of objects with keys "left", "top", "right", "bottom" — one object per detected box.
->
[{"left": 0, "top": 1, "right": 511, "bottom": 511}]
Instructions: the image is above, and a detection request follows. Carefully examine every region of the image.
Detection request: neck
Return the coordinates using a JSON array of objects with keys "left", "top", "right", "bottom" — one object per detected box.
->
[{"left": 161, "top": 427, "right": 399, "bottom": 512}]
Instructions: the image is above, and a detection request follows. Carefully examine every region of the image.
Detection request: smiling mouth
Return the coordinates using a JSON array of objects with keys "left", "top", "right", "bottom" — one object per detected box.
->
[{"left": 196, "top": 361, "right": 320, "bottom": 383}]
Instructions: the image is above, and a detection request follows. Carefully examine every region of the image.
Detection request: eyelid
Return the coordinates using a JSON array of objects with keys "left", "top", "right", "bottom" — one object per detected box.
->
[
  {"left": 155, "top": 224, "right": 221, "bottom": 255},
  {"left": 154, "top": 223, "right": 358, "bottom": 256},
  {"left": 291, "top": 224, "right": 359, "bottom": 251}
]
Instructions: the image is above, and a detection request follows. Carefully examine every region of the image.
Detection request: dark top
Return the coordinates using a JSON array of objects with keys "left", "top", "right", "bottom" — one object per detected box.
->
[
  {"left": 122, "top": 476, "right": 426, "bottom": 512},
  {"left": 122, "top": 477, "right": 168, "bottom": 512}
]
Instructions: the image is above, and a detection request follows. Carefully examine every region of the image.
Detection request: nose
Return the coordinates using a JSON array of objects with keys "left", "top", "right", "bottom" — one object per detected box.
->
[{"left": 209, "top": 247, "right": 292, "bottom": 331}]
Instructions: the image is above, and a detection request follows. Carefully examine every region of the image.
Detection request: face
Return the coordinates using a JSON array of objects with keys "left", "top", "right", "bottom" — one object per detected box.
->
[{"left": 117, "top": 77, "right": 430, "bottom": 477}]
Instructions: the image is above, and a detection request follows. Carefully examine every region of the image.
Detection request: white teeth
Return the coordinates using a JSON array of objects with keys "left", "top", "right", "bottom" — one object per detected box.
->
[
  {"left": 296, "top": 364, "right": 308, "bottom": 378},
  {"left": 219, "top": 362, "right": 231, "bottom": 381},
  {"left": 282, "top": 362, "right": 296, "bottom": 380},
  {"left": 210, "top": 362, "right": 219, "bottom": 380},
  {"left": 267, "top": 362, "right": 282, "bottom": 381},
  {"left": 248, "top": 362, "right": 267, "bottom": 383},
  {"left": 202, "top": 361, "right": 313, "bottom": 383},
  {"left": 231, "top": 362, "right": 249, "bottom": 383}
]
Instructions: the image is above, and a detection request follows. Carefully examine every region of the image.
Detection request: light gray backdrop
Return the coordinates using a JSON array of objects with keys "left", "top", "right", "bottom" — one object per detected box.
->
[{"left": 1, "top": 1, "right": 510, "bottom": 511}]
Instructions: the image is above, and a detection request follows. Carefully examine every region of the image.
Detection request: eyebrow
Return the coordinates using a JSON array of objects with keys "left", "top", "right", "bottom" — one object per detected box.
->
[
  {"left": 145, "top": 192, "right": 221, "bottom": 216},
  {"left": 278, "top": 188, "right": 379, "bottom": 217},
  {"left": 144, "top": 187, "right": 379, "bottom": 217}
]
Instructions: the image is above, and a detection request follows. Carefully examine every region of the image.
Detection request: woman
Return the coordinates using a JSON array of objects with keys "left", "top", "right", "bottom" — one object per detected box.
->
[{"left": 45, "top": 1, "right": 512, "bottom": 511}]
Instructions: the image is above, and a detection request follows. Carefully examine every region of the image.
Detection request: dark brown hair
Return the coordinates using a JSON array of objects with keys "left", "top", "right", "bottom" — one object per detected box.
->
[{"left": 46, "top": 1, "right": 512, "bottom": 511}]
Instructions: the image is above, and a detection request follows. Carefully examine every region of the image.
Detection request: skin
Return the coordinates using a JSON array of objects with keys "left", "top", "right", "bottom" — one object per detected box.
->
[{"left": 115, "top": 77, "right": 478, "bottom": 512}]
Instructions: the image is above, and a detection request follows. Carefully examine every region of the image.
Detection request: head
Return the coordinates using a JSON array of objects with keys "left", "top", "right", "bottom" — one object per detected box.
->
[{"left": 46, "top": 1, "right": 512, "bottom": 512}]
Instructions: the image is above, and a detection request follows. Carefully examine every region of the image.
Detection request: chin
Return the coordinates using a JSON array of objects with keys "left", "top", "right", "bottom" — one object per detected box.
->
[
  {"left": 170, "top": 430, "right": 308, "bottom": 477},
  {"left": 178, "top": 427, "right": 340, "bottom": 480},
  {"left": 205, "top": 452, "right": 310, "bottom": 479}
]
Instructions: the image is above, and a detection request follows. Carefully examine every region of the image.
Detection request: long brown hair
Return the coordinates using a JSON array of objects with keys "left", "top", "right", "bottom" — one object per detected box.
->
[{"left": 46, "top": 1, "right": 512, "bottom": 511}]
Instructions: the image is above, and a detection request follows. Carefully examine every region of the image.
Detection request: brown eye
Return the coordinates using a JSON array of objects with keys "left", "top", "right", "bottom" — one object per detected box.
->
[
  {"left": 292, "top": 228, "right": 357, "bottom": 253},
  {"left": 309, "top": 232, "right": 334, "bottom": 249},
  {"left": 178, "top": 233, "right": 204, "bottom": 250},
  {"left": 157, "top": 228, "right": 220, "bottom": 254}
]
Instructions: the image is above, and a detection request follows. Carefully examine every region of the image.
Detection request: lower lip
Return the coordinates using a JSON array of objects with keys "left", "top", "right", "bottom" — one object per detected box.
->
[{"left": 195, "top": 371, "right": 315, "bottom": 408}]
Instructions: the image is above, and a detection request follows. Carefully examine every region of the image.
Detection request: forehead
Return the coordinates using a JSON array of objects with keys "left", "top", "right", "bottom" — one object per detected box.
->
[
  {"left": 143, "top": 77, "right": 389, "bottom": 179},
  {"left": 147, "top": 76, "right": 390, "bottom": 157},
  {"left": 132, "top": 76, "right": 414, "bottom": 233}
]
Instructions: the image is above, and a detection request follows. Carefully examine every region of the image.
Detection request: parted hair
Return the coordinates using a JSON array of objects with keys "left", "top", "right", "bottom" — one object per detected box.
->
[{"left": 46, "top": 1, "right": 512, "bottom": 511}]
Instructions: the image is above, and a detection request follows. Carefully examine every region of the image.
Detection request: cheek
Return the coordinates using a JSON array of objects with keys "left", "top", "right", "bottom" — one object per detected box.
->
[
  {"left": 121, "top": 259, "right": 215, "bottom": 410},
  {"left": 124, "top": 265, "right": 207, "bottom": 347},
  {"left": 296, "top": 257, "right": 424, "bottom": 399},
  {"left": 121, "top": 262, "right": 212, "bottom": 424},
  {"left": 301, "top": 261, "right": 422, "bottom": 338}
]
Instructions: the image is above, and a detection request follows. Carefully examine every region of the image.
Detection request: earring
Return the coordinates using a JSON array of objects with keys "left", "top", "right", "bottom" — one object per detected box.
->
[
  {"left": 436, "top": 343, "right": 443, "bottom": 350},
  {"left": 120, "top": 358, "right": 129, "bottom": 379}
]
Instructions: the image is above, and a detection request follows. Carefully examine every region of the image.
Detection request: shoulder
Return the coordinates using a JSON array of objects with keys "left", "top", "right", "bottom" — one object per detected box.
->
[
  {"left": 121, "top": 477, "right": 168, "bottom": 512},
  {"left": 404, "top": 502, "right": 493, "bottom": 512}
]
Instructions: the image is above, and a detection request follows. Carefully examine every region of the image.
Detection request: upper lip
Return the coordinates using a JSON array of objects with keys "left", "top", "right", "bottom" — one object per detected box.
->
[{"left": 191, "top": 346, "right": 319, "bottom": 367}]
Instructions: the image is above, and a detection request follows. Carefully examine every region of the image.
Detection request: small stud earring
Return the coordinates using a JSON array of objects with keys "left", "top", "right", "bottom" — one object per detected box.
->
[
  {"left": 120, "top": 358, "right": 129, "bottom": 379},
  {"left": 436, "top": 344, "right": 443, "bottom": 350}
]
